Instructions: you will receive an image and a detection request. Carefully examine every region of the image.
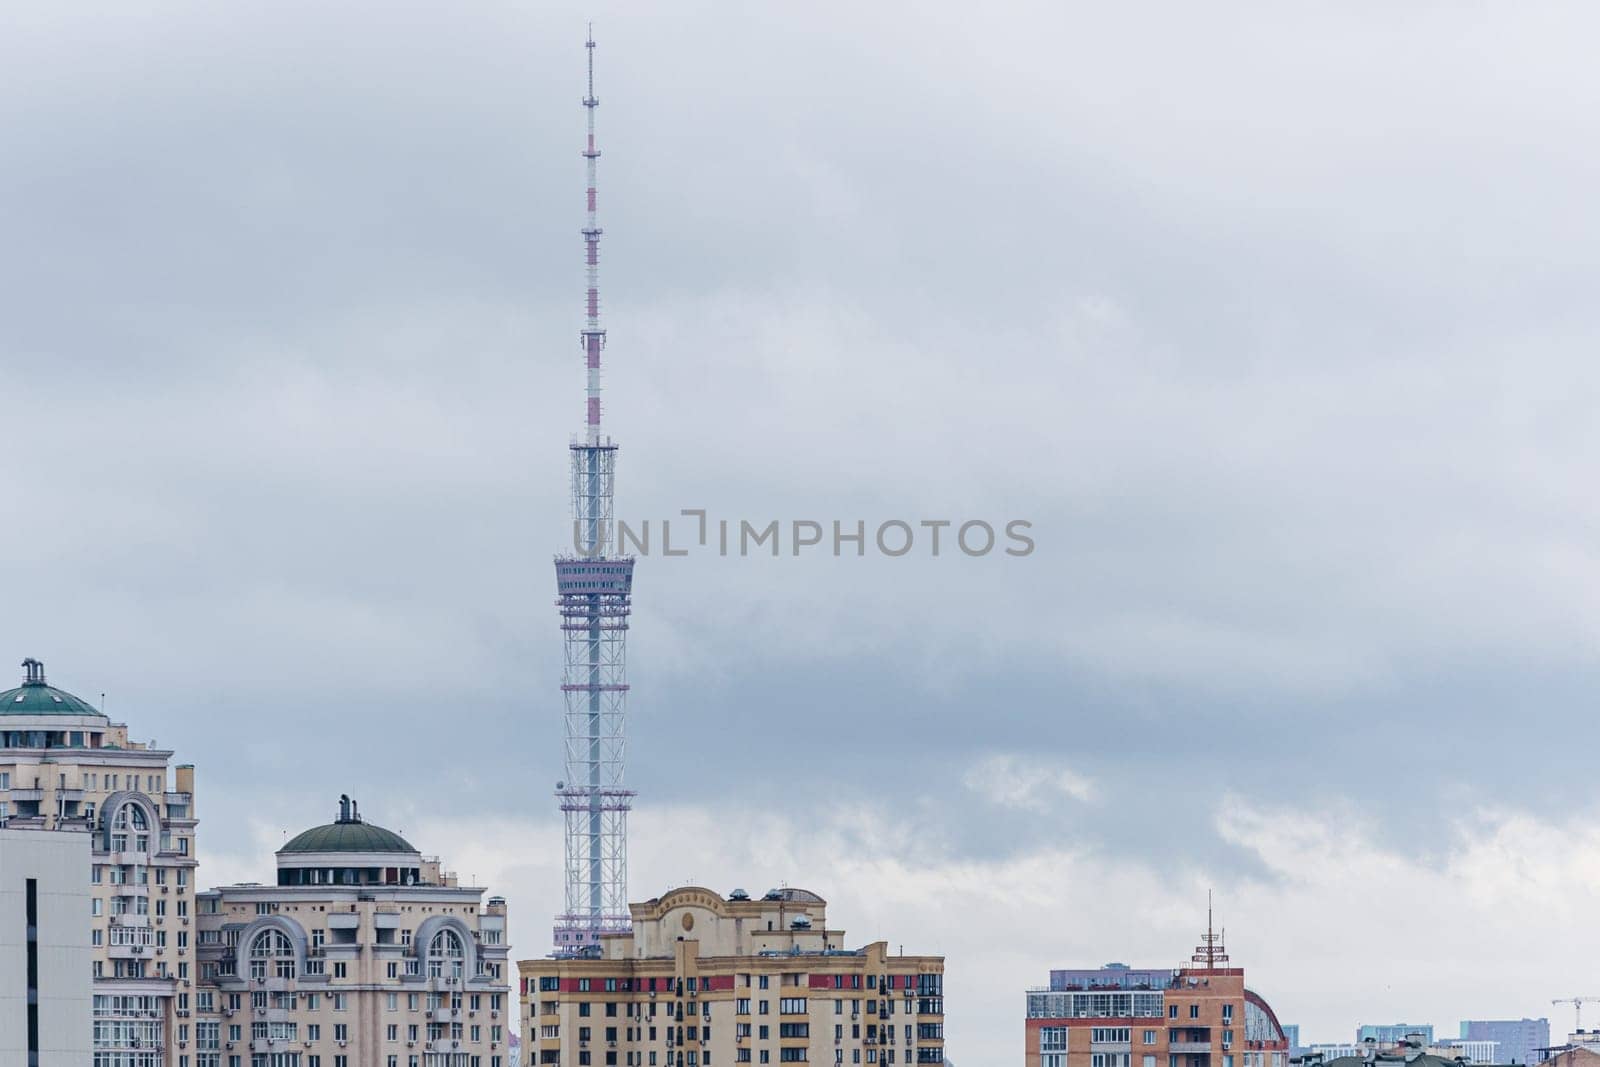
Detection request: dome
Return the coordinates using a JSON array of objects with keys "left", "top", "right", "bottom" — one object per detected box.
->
[
  {"left": 279, "top": 796, "right": 417, "bottom": 855},
  {"left": 279, "top": 822, "right": 416, "bottom": 854},
  {"left": 0, "top": 659, "right": 105, "bottom": 717}
]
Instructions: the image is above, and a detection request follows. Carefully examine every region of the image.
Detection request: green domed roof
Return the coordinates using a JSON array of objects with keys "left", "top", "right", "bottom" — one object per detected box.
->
[
  {"left": 0, "top": 660, "right": 105, "bottom": 717},
  {"left": 279, "top": 799, "right": 416, "bottom": 855}
]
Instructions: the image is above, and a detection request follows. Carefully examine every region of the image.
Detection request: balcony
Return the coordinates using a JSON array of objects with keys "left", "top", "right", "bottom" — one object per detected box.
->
[
  {"left": 108, "top": 943, "right": 155, "bottom": 959},
  {"left": 1170, "top": 1042, "right": 1214, "bottom": 1054}
]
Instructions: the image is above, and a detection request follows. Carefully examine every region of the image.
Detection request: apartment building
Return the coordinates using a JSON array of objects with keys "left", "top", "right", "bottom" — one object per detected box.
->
[
  {"left": 0, "top": 657, "right": 199, "bottom": 1066},
  {"left": 1024, "top": 927, "right": 1289, "bottom": 1067},
  {"left": 518, "top": 886, "right": 946, "bottom": 1067},
  {"left": 0, "top": 826, "right": 94, "bottom": 1065},
  {"left": 195, "top": 796, "right": 511, "bottom": 1067}
]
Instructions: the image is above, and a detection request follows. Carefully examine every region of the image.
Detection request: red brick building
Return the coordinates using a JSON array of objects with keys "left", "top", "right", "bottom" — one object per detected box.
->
[{"left": 1024, "top": 927, "right": 1288, "bottom": 1067}]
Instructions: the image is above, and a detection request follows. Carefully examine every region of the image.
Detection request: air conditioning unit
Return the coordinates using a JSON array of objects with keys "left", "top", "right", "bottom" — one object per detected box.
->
[
  {"left": 162, "top": 886, "right": 169, "bottom": 893},
  {"left": 338, "top": 1040, "right": 347, "bottom": 1048},
  {"left": 407, "top": 1042, "right": 415, "bottom": 1048},
  {"left": 182, "top": 917, "right": 189, "bottom": 925},
  {"left": 257, "top": 1008, "right": 266, "bottom": 1016},
  {"left": 225, "top": 1043, "right": 234, "bottom": 1051},
  {"left": 491, "top": 1010, "right": 500, "bottom": 1019}
]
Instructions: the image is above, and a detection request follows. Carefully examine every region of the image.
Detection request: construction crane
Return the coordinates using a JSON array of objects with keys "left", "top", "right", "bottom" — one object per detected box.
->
[{"left": 1553, "top": 997, "right": 1600, "bottom": 1032}]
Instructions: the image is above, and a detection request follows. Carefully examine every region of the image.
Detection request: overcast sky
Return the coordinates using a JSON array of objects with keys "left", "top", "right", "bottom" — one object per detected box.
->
[{"left": 8, "top": 1, "right": 1600, "bottom": 1059}]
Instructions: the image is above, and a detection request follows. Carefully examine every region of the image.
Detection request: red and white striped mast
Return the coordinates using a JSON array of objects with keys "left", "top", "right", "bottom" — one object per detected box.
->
[{"left": 554, "top": 26, "right": 635, "bottom": 955}]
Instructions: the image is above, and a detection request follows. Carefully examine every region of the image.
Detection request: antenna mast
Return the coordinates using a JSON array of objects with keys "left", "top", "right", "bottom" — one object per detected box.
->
[
  {"left": 553, "top": 27, "right": 636, "bottom": 955},
  {"left": 1191, "top": 890, "right": 1230, "bottom": 970}
]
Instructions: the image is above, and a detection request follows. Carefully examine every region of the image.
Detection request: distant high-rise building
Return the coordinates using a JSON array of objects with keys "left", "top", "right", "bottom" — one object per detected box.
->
[
  {"left": 1461, "top": 1020, "right": 1551, "bottom": 1065},
  {"left": 1025, "top": 919, "right": 1290, "bottom": 1067},
  {"left": 1360, "top": 1026, "right": 1436, "bottom": 1048},
  {"left": 0, "top": 657, "right": 198, "bottom": 1066},
  {"left": 1281, "top": 1025, "right": 1301, "bottom": 1053},
  {"left": 0, "top": 827, "right": 93, "bottom": 1066}
]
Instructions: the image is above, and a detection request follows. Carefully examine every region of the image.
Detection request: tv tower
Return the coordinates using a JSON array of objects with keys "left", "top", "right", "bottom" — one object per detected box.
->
[{"left": 552, "top": 28, "right": 635, "bottom": 953}]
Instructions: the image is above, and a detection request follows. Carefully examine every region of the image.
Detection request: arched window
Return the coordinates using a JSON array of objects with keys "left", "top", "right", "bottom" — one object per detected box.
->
[
  {"left": 249, "top": 929, "right": 296, "bottom": 980},
  {"left": 111, "top": 803, "right": 150, "bottom": 852},
  {"left": 427, "top": 928, "right": 464, "bottom": 979}
]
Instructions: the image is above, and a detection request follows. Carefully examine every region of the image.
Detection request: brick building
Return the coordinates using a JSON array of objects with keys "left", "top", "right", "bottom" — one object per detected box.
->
[{"left": 1024, "top": 926, "right": 1288, "bottom": 1067}]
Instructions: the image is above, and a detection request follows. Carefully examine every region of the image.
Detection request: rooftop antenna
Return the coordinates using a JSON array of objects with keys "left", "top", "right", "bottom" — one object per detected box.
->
[{"left": 1191, "top": 890, "right": 1229, "bottom": 970}]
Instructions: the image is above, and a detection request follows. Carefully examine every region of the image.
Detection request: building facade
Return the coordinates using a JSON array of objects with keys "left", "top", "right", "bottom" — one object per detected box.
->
[
  {"left": 0, "top": 658, "right": 199, "bottom": 1066},
  {"left": 195, "top": 796, "right": 511, "bottom": 1067},
  {"left": 1460, "top": 1021, "right": 1550, "bottom": 1065},
  {"left": 0, "top": 826, "right": 94, "bottom": 1066},
  {"left": 1024, "top": 951, "right": 1290, "bottom": 1067},
  {"left": 519, "top": 886, "right": 946, "bottom": 1067},
  {"left": 1360, "top": 1031, "right": 1437, "bottom": 1050}
]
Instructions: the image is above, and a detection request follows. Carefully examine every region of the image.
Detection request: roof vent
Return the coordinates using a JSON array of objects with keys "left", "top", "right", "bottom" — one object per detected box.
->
[
  {"left": 337, "top": 794, "right": 363, "bottom": 824},
  {"left": 728, "top": 888, "right": 750, "bottom": 901},
  {"left": 763, "top": 889, "right": 783, "bottom": 901},
  {"left": 21, "top": 658, "right": 45, "bottom": 687},
  {"left": 791, "top": 916, "right": 812, "bottom": 929}
]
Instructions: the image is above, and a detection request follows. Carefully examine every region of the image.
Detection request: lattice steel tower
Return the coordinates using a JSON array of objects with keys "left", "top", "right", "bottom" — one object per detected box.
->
[{"left": 552, "top": 28, "right": 635, "bottom": 953}]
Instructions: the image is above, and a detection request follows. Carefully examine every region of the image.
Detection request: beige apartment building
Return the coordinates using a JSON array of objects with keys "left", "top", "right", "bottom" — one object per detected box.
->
[
  {"left": 195, "top": 796, "right": 512, "bottom": 1067},
  {"left": 518, "top": 886, "right": 946, "bottom": 1067},
  {"left": 0, "top": 657, "right": 200, "bottom": 1067}
]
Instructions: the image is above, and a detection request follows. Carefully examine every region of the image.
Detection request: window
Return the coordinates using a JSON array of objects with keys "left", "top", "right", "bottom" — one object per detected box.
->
[
  {"left": 428, "top": 929, "right": 465, "bottom": 979},
  {"left": 249, "top": 929, "right": 296, "bottom": 980},
  {"left": 1189, "top": 1006, "right": 1200, "bottom": 1020},
  {"left": 1144, "top": 1032, "right": 1158, "bottom": 1045}
]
